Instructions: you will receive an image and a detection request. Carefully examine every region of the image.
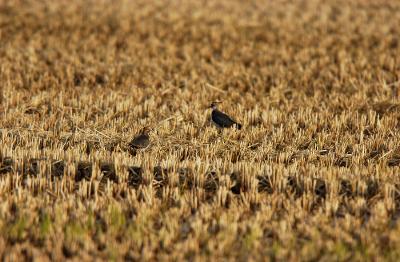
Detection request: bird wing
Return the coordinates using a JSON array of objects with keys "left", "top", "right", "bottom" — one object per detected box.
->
[
  {"left": 212, "top": 110, "right": 237, "bottom": 128},
  {"left": 130, "top": 134, "right": 150, "bottom": 148}
]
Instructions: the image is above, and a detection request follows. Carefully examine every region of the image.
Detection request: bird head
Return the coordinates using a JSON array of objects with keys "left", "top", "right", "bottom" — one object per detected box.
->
[
  {"left": 140, "top": 126, "right": 153, "bottom": 135},
  {"left": 210, "top": 101, "right": 221, "bottom": 110}
]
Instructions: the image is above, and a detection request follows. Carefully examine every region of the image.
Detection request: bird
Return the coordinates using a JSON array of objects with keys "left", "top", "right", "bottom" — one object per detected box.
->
[
  {"left": 128, "top": 127, "right": 151, "bottom": 155},
  {"left": 210, "top": 101, "right": 242, "bottom": 130}
]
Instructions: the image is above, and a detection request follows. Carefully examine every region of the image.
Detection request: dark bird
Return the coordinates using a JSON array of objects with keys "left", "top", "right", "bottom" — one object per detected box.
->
[
  {"left": 128, "top": 127, "right": 151, "bottom": 155},
  {"left": 210, "top": 102, "right": 242, "bottom": 130}
]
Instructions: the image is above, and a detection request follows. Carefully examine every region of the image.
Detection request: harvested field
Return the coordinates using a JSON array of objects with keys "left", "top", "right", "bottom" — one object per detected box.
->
[{"left": 1, "top": 0, "right": 400, "bottom": 260}]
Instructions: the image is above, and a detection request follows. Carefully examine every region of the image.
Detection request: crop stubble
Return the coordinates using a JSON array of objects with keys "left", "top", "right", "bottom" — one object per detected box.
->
[{"left": 1, "top": 0, "right": 400, "bottom": 260}]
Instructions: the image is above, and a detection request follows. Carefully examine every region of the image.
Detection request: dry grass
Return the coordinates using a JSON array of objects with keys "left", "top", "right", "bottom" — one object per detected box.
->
[{"left": 1, "top": 0, "right": 400, "bottom": 260}]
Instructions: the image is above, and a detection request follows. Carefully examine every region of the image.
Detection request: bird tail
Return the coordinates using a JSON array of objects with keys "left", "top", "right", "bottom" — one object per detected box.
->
[{"left": 236, "top": 123, "right": 242, "bottom": 130}]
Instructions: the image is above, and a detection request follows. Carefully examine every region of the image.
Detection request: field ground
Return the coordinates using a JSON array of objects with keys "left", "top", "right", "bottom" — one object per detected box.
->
[{"left": 1, "top": 0, "right": 400, "bottom": 260}]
